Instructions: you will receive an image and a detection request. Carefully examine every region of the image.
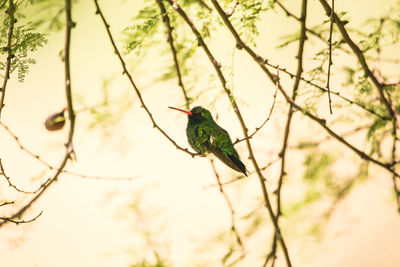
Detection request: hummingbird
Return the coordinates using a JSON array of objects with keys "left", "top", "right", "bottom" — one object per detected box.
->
[{"left": 169, "top": 106, "right": 248, "bottom": 176}]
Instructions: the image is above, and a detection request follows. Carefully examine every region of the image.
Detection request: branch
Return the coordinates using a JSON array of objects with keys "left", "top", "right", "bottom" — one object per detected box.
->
[
  {"left": 0, "top": 121, "right": 139, "bottom": 181},
  {"left": 289, "top": 124, "right": 372, "bottom": 149},
  {"left": 276, "top": 0, "right": 323, "bottom": 40},
  {"left": 194, "top": 0, "right": 212, "bottom": 11},
  {"left": 0, "top": 210, "right": 43, "bottom": 225},
  {"left": 0, "top": 201, "right": 14, "bottom": 207},
  {"left": 155, "top": 0, "right": 190, "bottom": 110},
  {"left": 92, "top": 0, "right": 198, "bottom": 158},
  {"left": 276, "top": 0, "right": 308, "bottom": 218},
  {"left": 203, "top": 157, "right": 280, "bottom": 189},
  {"left": 268, "top": 0, "right": 308, "bottom": 264},
  {"left": 0, "top": 0, "right": 76, "bottom": 227},
  {"left": 325, "top": 0, "right": 334, "bottom": 114},
  {"left": 0, "top": 0, "right": 7, "bottom": 9},
  {"left": 234, "top": 70, "right": 278, "bottom": 145},
  {"left": 0, "top": 0, "right": 16, "bottom": 118},
  {"left": 263, "top": 61, "right": 389, "bottom": 121},
  {"left": 210, "top": 159, "right": 245, "bottom": 252},
  {"left": 391, "top": 119, "right": 400, "bottom": 212},
  {"left": 0, "top": 158, "right": 44, "bottom": 194},
  {"left": 318, "top": 0, "right": 398, "bottom": 123}
]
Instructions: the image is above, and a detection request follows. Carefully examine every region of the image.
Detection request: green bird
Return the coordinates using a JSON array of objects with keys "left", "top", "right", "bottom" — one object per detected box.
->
[{"left": 169, "top": 106, "right": 248, "bottom": 176}]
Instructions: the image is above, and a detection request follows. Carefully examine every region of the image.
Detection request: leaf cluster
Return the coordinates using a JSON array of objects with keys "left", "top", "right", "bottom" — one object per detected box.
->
[{"left": 0, "top": 4, "right": 47, "bottom": 82}]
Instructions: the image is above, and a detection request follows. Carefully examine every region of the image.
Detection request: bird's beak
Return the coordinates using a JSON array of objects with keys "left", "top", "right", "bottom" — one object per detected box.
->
[{"left": 168, "top": 106, "right": 192, "bottom": 115}]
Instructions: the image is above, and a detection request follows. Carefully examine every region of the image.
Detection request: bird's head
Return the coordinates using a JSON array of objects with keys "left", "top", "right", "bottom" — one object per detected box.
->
[{"left": 168, "top": 106, "right": 212, "bottom": 122}]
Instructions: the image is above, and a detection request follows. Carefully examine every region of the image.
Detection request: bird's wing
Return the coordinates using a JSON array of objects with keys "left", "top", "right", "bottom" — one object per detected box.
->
[{"left": 207, "top": 127, "right": 248, "bottom": 176}]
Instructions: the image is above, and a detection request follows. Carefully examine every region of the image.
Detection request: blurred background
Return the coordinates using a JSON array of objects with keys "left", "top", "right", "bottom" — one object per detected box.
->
[{"left": 0, "top": 0, "right": 400, "bottom": 266}]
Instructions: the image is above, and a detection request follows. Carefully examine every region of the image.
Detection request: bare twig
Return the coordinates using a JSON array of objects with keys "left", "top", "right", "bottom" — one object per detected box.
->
[
  {"left": 194, "top": 0, "right": 212, "bottom": 11},
  {"left": 391, "top": 119, "right": 400, "bottom": 212},
  {"left": 276, "top": 0, "right": 323, "bottom": 41},
  {"left": 210, "top": 159, "right": 245, "bottom": 251},
  {"left": 203, "top": 157, "right": 280, "bottom": 189},
  {"left": 234, "top": 69, "right": 278, "bottom": 145},
  {"left": 0, "top": 0, "right": 76, "bottom": 227},
  {"left": 92, "top": 0, "right": 198, "bottom": 158},
  {"left": 0, "top": 210, "right": 43, "bottom": 225},
  {"left": 326, "top": 0, "right": 334, "bottom": 114},
  {"left": 155, "top": 0, "right": 190, "bottom": 110},
  {"left": 0, "top": 159, "right": 44, "bottom": 194},
  {"left": 263, "top": 61, "right": 389, "bottom": 121},
  {"left": 0, "top": 201, "right": 14, "bottom": 207},
  {"left": 289, "top": 124, "right": 372, "bottom": 149},
  {"left": 276, "top": 0, "right": 308, "bottom": 217},
  {"left": 0, "top": 121, "right": 140, "bottom": 181},
  {"left": 0, "top": 0, "right": 7, "bottom": 9},
  {"left": 263, "top": 236, "right": 277, "bottom": 267},
  {"left": 267, "top": 1, "right": 308, "bottom": 265},
  {"left": 0, "top": 0, "right": 16, "bottom": 118}
]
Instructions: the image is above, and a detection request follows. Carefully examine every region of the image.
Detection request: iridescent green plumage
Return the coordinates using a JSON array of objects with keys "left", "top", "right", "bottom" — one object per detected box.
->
[{"left": 182, "top": 106, "right": 248, "bottom": 176}]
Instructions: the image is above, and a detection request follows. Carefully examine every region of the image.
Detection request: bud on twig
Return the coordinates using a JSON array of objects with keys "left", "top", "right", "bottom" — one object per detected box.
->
[{"left": 44, "top": 109, "right": 66, "bottom": 131}]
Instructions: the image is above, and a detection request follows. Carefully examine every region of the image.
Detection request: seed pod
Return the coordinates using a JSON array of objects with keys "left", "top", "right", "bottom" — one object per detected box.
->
[{"left": 45, "top": 110, "right": 66, "bottom": 131}]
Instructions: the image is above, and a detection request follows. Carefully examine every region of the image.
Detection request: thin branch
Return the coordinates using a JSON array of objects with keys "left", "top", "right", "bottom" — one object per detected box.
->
[
  {"left": 0, "top": 0, "right": 76, "bottom": 227},
  {"left": 0, "top": 201, "right": 14, "bottom": 207},
  {"left": 0, "top": 0, "right": 7, "bottom": 9},
  {"left": 326, "top": 0, "right": 334, "bottom": 114},
  {"left": 155, "top": 0, "right": 190, "bottom": 110},
  {"left": 194, "top": 0, "right": 212, "bottom": 11},
  {"left": 268, "top": 1, "right": 308, "bottom": 265},
  {"left": 0, "top": 0, "right": 16, "bottom": 118},
  {"left": 318, "top": 0, "right": 399, "bottom": 124},
  {"left": 391, "top": 119, "right": 400, "bottom": 212},
  {"left": 289, "top": 124, "right": 372, "bottom": 149},
  {"left": 276, "top": 0, "right": 323, "bottom": 40},
  {"left": 203, "top": 157, "right": 280, "bottom": 189},
  {"left": 206, "top": 1, "right": 292, "bottom": 266},
  {"left": 276, "top": 0, "right": 308, "bottom": 217},
  {"left": 263, "top": 236, "right": 277, "bottom": 267},
  {"left": 0, "top": 121, "right": 140, "bottom": 181},
  {"left": 0, "top": 159, "right": 44, "bottom": 194},
  {"left": 0, "top": 210, "right": 43, "bottom": 225},
  {"left": 263, "top": 61, "right": 389, "bottom": 121},
  {"left": 210, "top": 159, "right": 245, "bottom": 251},
  {"left": 234, "top": 70, "right": 278, "bottom": 145},
  {"left": 92, "top": 0, "right": 198, "bottom": 158}
]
